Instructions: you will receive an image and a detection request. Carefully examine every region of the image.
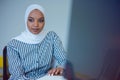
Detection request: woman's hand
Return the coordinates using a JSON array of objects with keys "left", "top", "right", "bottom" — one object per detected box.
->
[{"left": 48, "top": 67, "right": 64, "bottom": 76}]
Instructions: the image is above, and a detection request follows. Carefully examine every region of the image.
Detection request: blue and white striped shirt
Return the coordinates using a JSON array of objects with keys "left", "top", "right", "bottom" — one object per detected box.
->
[{"left": 7, "top": 31, "right": 67, "bottom": 80}]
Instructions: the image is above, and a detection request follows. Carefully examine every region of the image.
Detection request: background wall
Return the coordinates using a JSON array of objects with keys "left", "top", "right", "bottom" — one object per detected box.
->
[
  {"left": 0, "top": 0, "right": 72, "bottom": 54},
  {"left": 68, "top": 0, "right": 120, "bottom": 78}
]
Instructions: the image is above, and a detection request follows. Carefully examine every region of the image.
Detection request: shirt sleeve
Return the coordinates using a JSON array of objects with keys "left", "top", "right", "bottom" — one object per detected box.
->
[
  {"left": 51, "top": 31, "right": 67, "bottom": 69},
  {"left": 7, "top": 45, "right": 30, "bottom": 80}
]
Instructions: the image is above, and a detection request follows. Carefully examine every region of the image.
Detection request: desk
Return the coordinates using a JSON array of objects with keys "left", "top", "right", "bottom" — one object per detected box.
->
[{"left": 0, "top": 56, "right": 3, "bottom": 79}]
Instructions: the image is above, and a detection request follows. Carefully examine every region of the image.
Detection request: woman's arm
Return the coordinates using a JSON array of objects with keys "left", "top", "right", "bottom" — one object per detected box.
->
[
  {"left": 48, "top": 31, "right": 67, "bottom": 75},
  {"left": 7, "top": 46, "right": 30, "bottom": 80}
]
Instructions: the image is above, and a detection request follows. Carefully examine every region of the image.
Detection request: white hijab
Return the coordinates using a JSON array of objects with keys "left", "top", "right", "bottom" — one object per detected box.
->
[{"left": 13, "top": 4, "right": 48, "bottom": 44}]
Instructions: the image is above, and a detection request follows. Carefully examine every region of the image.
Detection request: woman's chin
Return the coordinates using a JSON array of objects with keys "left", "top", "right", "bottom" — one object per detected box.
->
[{"left": 31, "top": 31, "right": 40, "bottom": 34}]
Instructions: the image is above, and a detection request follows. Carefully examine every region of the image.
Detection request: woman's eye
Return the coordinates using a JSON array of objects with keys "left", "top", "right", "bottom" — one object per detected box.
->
[
  {"left": 39, "top": 18, "right": 44, "bottom": 23},
  {"left": 28, "top": 18, "right": 34, "bottom": 22}
]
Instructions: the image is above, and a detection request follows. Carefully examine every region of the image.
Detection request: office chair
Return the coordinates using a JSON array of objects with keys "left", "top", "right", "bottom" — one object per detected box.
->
[{"left": 3, "top": 46, "right": 9, "bottom": 80}]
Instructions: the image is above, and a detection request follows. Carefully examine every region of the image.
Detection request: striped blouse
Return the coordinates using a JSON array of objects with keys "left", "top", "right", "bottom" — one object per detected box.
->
[{"left": 7, "top": 31, "right": 67, "bottom": 80}]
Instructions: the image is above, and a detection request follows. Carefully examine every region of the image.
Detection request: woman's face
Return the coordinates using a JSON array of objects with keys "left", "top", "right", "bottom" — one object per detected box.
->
[{"left": 27, "top": 9, "right": 45, "bottom": 34}]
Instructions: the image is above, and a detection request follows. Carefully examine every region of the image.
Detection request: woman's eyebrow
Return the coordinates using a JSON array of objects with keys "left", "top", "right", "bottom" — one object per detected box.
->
[
  {"left": 28, "top": 16, "right": 33, "bottom": 19},
  {"left": 39, "top": 17, "right": 44, "bottom": 19},
  {"left": 28, "top": 16, "right": 44, "bottom": 19}
]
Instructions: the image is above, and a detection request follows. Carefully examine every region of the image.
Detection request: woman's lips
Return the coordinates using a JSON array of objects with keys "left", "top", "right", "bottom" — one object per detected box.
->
[{"left": 32, "top": 28, "right": 39, "bottom": 32}]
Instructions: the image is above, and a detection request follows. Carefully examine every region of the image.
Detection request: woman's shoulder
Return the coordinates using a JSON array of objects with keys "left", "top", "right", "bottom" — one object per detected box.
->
[
  {"left": 47, "top": 31, "right": 58, "bottom": 37},
  {"left": 7, "top": 39, "right": 23, "bottom": 47},
  {"left": 7, "top": 39, "right": 17, "bottom": 44},
  {"left": 46, "top": 31, "right": 61, "bottom": 42}
]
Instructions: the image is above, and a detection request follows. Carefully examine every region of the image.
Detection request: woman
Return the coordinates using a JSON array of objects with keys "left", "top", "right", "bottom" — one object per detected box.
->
[{"left": 7, "top": 4, "right": 67, "bottom": 80}]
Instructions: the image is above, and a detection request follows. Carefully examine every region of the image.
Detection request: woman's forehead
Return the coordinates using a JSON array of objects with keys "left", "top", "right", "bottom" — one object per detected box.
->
[
  {"left": 30, "top": 9, "right": 42, "bottom": 14},
  {"left": 28, "top": 9, "right": 44, "bottom": 17}
]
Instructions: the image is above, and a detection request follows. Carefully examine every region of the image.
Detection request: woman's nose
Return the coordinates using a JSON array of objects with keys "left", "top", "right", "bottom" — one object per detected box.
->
[{"left": 34, "top": 20, "right": 38, "bottom": 27}]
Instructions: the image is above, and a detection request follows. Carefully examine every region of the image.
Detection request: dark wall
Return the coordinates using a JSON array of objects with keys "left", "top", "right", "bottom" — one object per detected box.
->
[{"left": 68, "top": 0, "right": 120, "bottom": 78}]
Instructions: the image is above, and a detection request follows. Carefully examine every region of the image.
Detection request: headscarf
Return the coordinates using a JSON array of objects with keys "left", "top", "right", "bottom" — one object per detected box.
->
[{"left": 13, "top": 4, "right": 48, "bottom": 44}]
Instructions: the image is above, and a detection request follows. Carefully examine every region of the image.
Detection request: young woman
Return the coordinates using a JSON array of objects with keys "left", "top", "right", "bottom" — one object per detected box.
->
[{"left": 7, "top": 4, "right": 67, "bottom": 80}]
